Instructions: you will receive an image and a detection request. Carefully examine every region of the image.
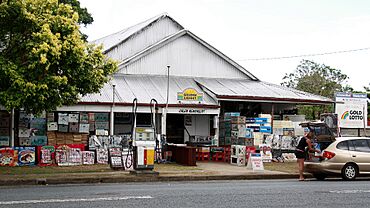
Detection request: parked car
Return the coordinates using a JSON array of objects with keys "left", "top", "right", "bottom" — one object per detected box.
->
[{"left": 304, "top": 137, "right": 370, "bottom": 180}]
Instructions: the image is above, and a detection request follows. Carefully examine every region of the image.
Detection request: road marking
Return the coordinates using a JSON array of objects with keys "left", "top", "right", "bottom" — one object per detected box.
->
[
  {"left": 329, "top": 190, "right": 370, "bottom": 194},
  {"left": 0, "top": 196, "right": 153, "bottom": 205}
]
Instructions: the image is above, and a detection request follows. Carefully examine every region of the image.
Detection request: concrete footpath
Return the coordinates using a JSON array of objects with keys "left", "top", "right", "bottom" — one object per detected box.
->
[{"left": 0, "top": 162, "right": 308, "bottom": 186}]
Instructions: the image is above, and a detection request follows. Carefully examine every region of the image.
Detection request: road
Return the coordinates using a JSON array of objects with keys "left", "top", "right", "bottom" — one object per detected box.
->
[{"left": 0, "top": 179, "right": 370, "bottom": 208}]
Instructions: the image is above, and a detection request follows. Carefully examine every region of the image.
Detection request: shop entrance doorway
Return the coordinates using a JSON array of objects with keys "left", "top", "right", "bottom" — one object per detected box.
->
[{"left": 166, "top": 114, "right": 184, "bottom": 144}]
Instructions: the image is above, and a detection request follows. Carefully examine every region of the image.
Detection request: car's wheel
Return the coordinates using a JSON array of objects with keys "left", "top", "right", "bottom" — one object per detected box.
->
[
  {"left": 313, "top": 173, "right": 327, "bottom": 180},
  {"left": 341, "top": 163, "right": 358, "bottom": 180}
]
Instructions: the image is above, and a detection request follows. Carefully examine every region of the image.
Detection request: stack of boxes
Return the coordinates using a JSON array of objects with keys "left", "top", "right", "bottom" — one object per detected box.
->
[
  {"left": 230, "top": 145, "right": 246, "bottom": 166},
  {"left": 245, "top": 114, "right": 272, "bottom": 145},
  {"left": 220, "top": 112, "right": 255, "bottom": 146},
  {"left": 219, "top": 112, "right": 240, "bottom": 146},
  {"left": 47, "top": 132, "right": 89, "bottom": 145}
]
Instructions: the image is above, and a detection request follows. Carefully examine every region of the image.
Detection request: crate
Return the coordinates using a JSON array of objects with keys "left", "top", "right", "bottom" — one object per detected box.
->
[{"left": 231, "top": 116, "right": 246, "bottom": 124}]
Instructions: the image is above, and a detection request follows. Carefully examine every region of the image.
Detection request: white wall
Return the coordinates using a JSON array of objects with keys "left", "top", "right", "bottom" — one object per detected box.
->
[{"left": 119, "top": 35, "right": 250, "bottom": 79}]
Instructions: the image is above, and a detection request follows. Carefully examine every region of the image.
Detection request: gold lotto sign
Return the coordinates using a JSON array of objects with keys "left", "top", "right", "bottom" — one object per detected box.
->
[{"left": 177, "top": 88, "right": 203, "bottom": 102}]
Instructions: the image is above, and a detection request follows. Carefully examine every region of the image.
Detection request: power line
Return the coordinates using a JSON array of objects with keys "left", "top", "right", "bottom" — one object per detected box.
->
[{"left": 237, "top": 47, "right": 370, "bottom": 61}]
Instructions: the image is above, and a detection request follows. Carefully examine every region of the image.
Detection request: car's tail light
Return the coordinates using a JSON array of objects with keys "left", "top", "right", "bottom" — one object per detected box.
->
[{"left": 323, "top": 151, "right": 336, "bottom": 160}]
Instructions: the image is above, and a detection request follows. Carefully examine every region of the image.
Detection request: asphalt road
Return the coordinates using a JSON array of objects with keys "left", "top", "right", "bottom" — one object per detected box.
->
[{"left": 1, "top": 179, "right": 370, "bottom": 208}]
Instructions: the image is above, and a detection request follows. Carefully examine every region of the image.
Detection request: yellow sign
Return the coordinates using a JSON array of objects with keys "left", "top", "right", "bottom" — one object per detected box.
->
[{"left": 177, "top": 88, "right": 203, "bottom": 102}]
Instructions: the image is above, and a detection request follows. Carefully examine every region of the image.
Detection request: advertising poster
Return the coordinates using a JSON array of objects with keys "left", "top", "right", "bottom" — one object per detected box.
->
[
  {"left": 82, "top": 151, "right": 95, "bottom": 165},
  {"left": 55, "top": 149, "right": 68, "bottom": 166},
  {"left": 109, "top": 148, "right": 123, "bottom": 168},
  {"left": 0, "top": 148, "right": 17, "bottom": 166},
  {"left": 122, "top": 149, "right": 134, "bottom": 171},
  {"left": 259, "top": 144, "right": 272, "bottom": 162},
  {"left": 39, "top": 146, "right": 56, "bottom": 166},
  {"left": 15, "top": 147, "right": 36, "bottom": 166},
  {"left": 69, "top": 148, "right": 82, "bottom": 165},
  {"left": 55, "top": 144, "right": 84, "bottom": 166},
  {"left": 335, "top": 92, "right": 368, "bottom": 128},
  {"left": 246, "top": 153, "right": 264, "bottom": 171},
  {"left": 96, "top": 148, "right": 108, "bottom": 164}
]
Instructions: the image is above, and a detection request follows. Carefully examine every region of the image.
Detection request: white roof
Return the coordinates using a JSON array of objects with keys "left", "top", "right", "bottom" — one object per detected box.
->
[
  {"left": 195, "top": 77, "right": 333, "bottom": 104},
  {"left": 81, "top": 75, "right": 218, "bottom": 106}
]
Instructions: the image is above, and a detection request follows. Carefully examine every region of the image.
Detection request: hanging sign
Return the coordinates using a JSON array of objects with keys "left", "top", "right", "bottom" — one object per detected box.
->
[{"left": 177, "top": 88, "right": 203, "bottom": 103}]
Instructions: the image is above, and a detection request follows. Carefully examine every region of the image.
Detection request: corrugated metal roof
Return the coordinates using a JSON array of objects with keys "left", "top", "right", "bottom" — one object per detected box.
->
[
  {"left": 80, "top": 75, "right": 218, "bottom": 106},
  {"left": 194, "top": 77, "right": 333, "bottom": 104},
  {"left": 92, "top": 13, "right": 184, "bottom": 53}
]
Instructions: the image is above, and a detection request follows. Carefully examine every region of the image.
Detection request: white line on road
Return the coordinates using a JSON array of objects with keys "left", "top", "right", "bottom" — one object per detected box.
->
[
  {"left": 0, "top": 196, "right": 153, "bottom": 205},
  {"left": 329, "top": 190, "right": 370, "bottom": 194}
]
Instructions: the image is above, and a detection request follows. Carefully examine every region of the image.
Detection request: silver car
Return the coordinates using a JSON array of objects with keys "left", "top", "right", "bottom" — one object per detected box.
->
[{"left": 304, "top": 137, "right": 370, "bottom": 180}]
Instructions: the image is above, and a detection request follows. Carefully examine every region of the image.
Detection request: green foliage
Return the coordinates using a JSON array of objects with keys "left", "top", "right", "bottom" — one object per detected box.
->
[
  {"left": 59, "top": 0, "right": 93, "bottom": 26},
  {"left": 0, "top": 0, "right": 117, "bottom": 114},
  {"left": 281, "top": 60, "right": 350, "bottom": 120}
]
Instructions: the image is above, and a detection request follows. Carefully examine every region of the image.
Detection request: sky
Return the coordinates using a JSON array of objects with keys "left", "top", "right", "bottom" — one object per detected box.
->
[{"left": 79, "top": 0, "right": 370, "bottom": 91}]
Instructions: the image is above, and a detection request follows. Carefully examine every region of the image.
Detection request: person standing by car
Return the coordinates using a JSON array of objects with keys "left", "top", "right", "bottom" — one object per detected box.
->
[{"left": 295, "top": 131, "right": 320, "bottom": 181}]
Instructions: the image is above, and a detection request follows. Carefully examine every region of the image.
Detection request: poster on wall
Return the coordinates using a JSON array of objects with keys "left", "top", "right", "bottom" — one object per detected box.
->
[
  {"left": 335, "top": 92, "right": 368, "bottom": 128},
  {"left": 39, "top": 146, "right": 56, "bottom": 166},
  {"left": 15, "top": 147, "right": 36, "bottom": 166},
  {"left": 55, "top": 144, "right": 84, "bottom": 166},
  {"left": 0, "top": 148, "right": 17, "bottom": 166},
  {"left": 96, "top": 148, "right": 108, "bottom": 164},
  {"left": 82, "top": 151, "right": 95, "bottom": 165},
  {"left": 109, "top": 148, "right": 123, "bottom": 168},
  {"left": 258, "top": 144, "right": 272, "bottom": 162}
]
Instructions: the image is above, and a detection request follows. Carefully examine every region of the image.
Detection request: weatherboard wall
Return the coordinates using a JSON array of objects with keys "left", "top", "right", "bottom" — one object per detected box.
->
[
  {"left": 118, "top": 35, "right": 250, "bottom": 79},
  {"left": 105, "top": 16, "right": 183, "bottom": 62}
]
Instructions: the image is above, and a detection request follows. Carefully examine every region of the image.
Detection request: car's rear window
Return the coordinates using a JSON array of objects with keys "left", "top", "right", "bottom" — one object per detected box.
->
[{"left": 336, "top": 141, "right": 349, "bottom": 150}]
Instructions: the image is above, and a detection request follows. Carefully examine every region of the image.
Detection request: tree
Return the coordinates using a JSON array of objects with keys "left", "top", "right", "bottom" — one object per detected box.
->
[
  {"left": 59, "top": 0, "right": 93, "bottom": 26},
  {"left": 0, "top": 0, "right": 117, "bottom": 114},
  {"left": 281, "top": 60, "right": 350, "bottom": 120}
]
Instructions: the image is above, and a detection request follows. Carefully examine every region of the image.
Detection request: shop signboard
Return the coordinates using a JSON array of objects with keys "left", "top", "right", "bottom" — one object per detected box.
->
[
  {"left": 246, "top": 153, "right": 264, "bottom": 171},
  {"left": 177, "top": 88, "right": 203, "bottom": 103},
  {"left": 335, "top": 92, "right": 368, "bottom": 128},
  {"left": 15, "top": 147, "right": 36, "bottom": 166}
]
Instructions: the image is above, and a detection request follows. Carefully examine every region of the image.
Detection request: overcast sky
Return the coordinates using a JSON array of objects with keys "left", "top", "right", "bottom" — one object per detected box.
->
[{"left": 79, "top": 0, "right": 370, "bottom": 91}]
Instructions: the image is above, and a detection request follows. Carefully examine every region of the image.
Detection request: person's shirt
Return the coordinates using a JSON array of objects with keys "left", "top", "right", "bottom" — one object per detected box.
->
[{"left": 296, "top": 137, "right": 308, "bottom": 151}]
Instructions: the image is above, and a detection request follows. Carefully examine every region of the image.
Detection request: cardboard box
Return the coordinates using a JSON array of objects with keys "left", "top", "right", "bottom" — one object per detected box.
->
[{"left": 231, "top": 116, "right": 246, "bottom": 124}]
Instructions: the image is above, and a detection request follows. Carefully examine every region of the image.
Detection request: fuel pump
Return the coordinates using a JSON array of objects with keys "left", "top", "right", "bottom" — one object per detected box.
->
[{"left": 131, "top": 98, "right": 156, "bottom": 171}]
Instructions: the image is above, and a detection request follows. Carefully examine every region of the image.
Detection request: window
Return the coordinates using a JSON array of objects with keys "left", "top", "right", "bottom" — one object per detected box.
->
[
  {"left": 336, "top": 141, "right": 349, "bottom": 150},
  {"left": 351, "top": 139, "right": 370, "bottom": 153},
  {"left": 348, "top": 140, "right": 355, "bottom": 151}
]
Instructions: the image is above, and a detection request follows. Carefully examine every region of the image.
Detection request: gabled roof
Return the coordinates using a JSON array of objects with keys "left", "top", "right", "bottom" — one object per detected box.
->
[
  {"left": 117, "top": 29, "right": 259, "bottom": 81},
  {"left": 92, "top": 13, "right": 184, "bottom": 53}
]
